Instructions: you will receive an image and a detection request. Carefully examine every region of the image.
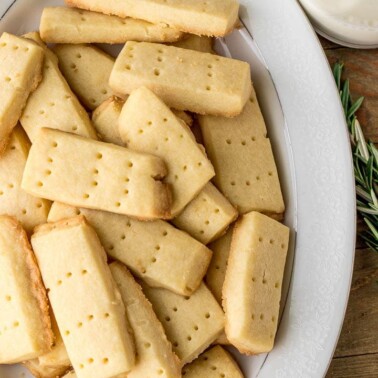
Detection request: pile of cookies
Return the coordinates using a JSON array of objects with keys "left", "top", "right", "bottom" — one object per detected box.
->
[{"left": 0, "top": 1, "right": 290, "bottom": 377}]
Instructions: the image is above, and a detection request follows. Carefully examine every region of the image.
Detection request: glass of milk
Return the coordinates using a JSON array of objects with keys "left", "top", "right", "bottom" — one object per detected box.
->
[{"left": 298, "top": 0, "right": 378, "bottom": 48}]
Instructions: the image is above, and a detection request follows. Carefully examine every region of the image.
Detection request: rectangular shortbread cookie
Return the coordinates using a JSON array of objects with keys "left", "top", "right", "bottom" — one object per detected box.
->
[
  {"left": 0, "top": 216, "right": 53, "bottom": 363},
  {"left": 92, "top": 97, "right": 192, "bottom": 147},
  {"left": 48, "top": 202, "right": 212, "bottom": 296},
  {"left": 24, "top": 358, "right": 71, "bottom": 378},
  {"left": 173, "top": 183, "right": 237, "bottom": 245},
  {"left": 0, "top": 126, "right": 51, "bottom": 233},
  {"left": 142, "top": 282, "right": 224, "bottom": 365},
  {"left": 119, "top": 87, "right": 214, "bottom": 216},
  {"left": 223, "top": 212, "right": 290, "bottom": 354},
  {"left": 0, "top": 33, "right": 44, "bottom": 154},
  {"left": 21, "top": 128, "right": 171, "bottom": 220},
  {"left": 170, "top": 34, "right": 214, "bottom": 53},
  {"left": 110, "top": 42, "right": 252, "bottom": 117},
  {"left": 206, "top": 226, "right": 233, "bottom": 305},
  {"left": 110, "top": 262, "right": 181, "bottom": 378},
  {"left": 20, "top": 33, "right": 97, "bottom": 142},
  {"left": 65, "top": 0, "right": 239, "bottom": 37},
  {"left": 41, "top": 7, "right": 183, "bottom": 44},
  {"left": 53, "top": 44, "right": 115, "bottom": 110},
  {"left": 182, "top": 346, "right": 244, "bottom": 378},
  {"left": 199, "top": 87, "right": 285, "bottom": 214},
  {"left": 208, "top": 227, "right": 234, "bottom": 347},
  {"left": 31, "top": 216, "right": 135, "bottom": 378}
]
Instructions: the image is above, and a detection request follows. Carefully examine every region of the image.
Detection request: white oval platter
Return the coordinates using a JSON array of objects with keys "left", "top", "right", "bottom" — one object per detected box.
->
[{"left": 0, "top": 0, "right": 356, "bottom": 377}]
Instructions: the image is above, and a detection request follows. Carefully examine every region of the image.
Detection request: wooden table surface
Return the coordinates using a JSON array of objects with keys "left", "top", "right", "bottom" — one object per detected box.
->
[{"left": 318, "top": 37, "right": 378, "bottom": 377}]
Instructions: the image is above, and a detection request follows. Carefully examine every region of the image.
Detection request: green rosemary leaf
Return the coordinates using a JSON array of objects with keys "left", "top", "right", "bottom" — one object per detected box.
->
[
  {"left": 367, "top": 156, "right": 374, "bottom": 190},
  {"left": 368, "top": 203, "right": 378, "bottom": 212},
  {"left": 341, "top": 79, "right": 350, "bottom": 114},
  {"left": 354, "top": 154, "right": 365, "bottom": 168},
  {"left": 347, "top": 97, "right": 364, "bottom": 120},
  {"left": 370, "top": 142, "right": 378, "bottom": 167},
  {"left": 364, "top": 218, "right": 378, "bottom": 240},
  {"left": 350, "top": 117, "right": 356, "bottom": 142},
  {"left": 355, "top": 177, "right": 366, "bottom": 191},
  {"left": 354, "top": 151, "right": 366, "bottom": 165},
  {"left": 355, "top": 120, "right": 370, "bottom": 161},
  {"left": 371, "top": 188, "right": 378, "bottom": 208},
  {"left": 357, "top": 206, "right": 378, "bottom": 215},
  {"left": 333, "top": 62, "right": 343, "bottom": 90},
  {"left": 333, "top": 63, "right": 378, "bottom": 252},
  {"left": 356, "top": 186, "right": 372, "bottom": 202},
  {"left": 354, "top": 156, "right": 366, "bottom": 186}
]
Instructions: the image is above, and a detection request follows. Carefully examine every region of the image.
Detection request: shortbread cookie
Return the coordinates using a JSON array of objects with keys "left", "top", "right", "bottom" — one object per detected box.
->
[
  {"left": 119, "top": 87, "right": 214, "bottom": 216},
  {"left": 24, "top": 359, "right": 71, "bottom": 378},
  {"left": 48, "top": 202, "right": 212, "bottom": 296},
  {"left": 65, "top": 0, "right": 239, "bottom": 37},
  {"left": 170, "top": 34, "right": 214, "bottom": 53},
  {"left": 0, "top": 126, "right": 51, "bottom": 233},
  {"left": 199, "top": 88, "right": 285, "bottom": 214},
  {"left": 22, "top": 128, "right": 171, "bottom": 220},
  {"left": 31, "top": 216, "right": 135, "bottom": 378},
  {"left": 110, "top": 262, "right": 181, "bottom": 378},
  {"left": 38, "top": 313, "right": 71, "bottom": 368},
  {"left": 25, "top": 328, "right": 70, "bottom": 378},
  {"left": 173, "top": 183, "right": 237, "bottom": 245},
  {"left": 92, "top": 97, "right": 192, "bottom": 146},
  {"left": 0, "top": 33, "right": 44, "bottom": 154},
  {"left": 22, "top": 31, "right": 45, "bottom": 46},
  {"left": 223, "top": 212, "right": 290, "bottom": 354},
  {"left": 0, "top": 216, "right": 53, "bottom": 363},
  {"left": 54, "top": 44, "right": 115, "bottom": 110},
  {"left": 142, "top": 282, "right": 224, "bottom": 365},
  {"left": 92, "top": 97, "right": 125, "bottom": 146},
  {"left": 182, "top": 346, "right": 244, "bottom": 378},
  {"left": 41, "top": 7, "right": 183, "bottom": 44},
  {"left": 110, "top": 42, "right": 251, "bottom": 117},
  {"left": 199, "top": 85, "right": 267, "bottom": 138},
  {"left": 20, "top": 33, "right": 97, "bottom": 142},
  {"left": 209, "top": 246, "right": 231, "bottom": 345},
  {"left": 206, "top": 226, "right": 233, "bottom": 304}
]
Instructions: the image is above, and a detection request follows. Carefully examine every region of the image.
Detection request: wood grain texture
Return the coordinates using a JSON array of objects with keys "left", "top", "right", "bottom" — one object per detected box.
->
[
  {"left": 320, "top": 36, "right": 378, "bottom": 377},
  {"left": 333, "top": 250, "right": 378, "bottom": 358},
  {"left": 327, "top": 354, "right": 378, "bottom": 377}
]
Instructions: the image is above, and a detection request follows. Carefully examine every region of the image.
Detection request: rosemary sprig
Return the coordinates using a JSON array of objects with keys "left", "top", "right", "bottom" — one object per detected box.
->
[{"left": 333, "top": 63, "right": 378, "bottom": 252}]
